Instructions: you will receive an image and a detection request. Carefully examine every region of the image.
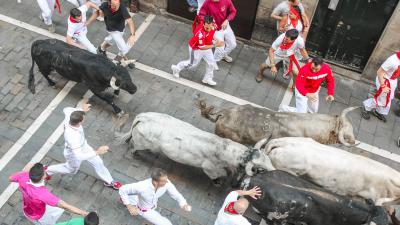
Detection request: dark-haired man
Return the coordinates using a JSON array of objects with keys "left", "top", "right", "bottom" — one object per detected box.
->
[
  {"left": 119, "top": 168, "right": 192, "bottom": 225},
  {"left": 66, "top": 1, "right": 100, "bottom": 54},
  {"left": 9, "top": 163, "right": 88, "bottom": 225},
  {"left": 46, "top": 101, "right": 122, "bottom": 190},
  {"left": 199, "top": 0, "right": 237, "bottom": 63},
  {"left": 256, "top": 28, "right": 309, "bottom": 82},
  {"left": 171, "top": 15, "right": 223, "bottom": 86},
  {"left": 56, "top": 211, "right": 99, "bottom": 225},
  {"left": 280, "top": 57, "right": 335, "bottom": 113},
  {"left": 94, "top": 0, "right": 136, "bottom": 63}
]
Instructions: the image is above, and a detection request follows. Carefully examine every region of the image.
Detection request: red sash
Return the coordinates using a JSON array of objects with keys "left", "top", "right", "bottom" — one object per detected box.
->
[
  {"left": 374, "top": 52, "right": 400, "bottom": 107},
  {"left": 54, "top": 0, "right": 61, "bottom": 14},
  {"left": 224, "top": 202, "right": 239, "bottom": 215},
  {"left": 279, "top": 40, "right": 301, "bottom": 77}
]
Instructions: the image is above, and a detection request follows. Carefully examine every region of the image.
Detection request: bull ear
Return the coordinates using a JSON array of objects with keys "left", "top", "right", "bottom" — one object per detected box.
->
[{"left": 110, "top": 76, "right": 120, "bottom": 90}]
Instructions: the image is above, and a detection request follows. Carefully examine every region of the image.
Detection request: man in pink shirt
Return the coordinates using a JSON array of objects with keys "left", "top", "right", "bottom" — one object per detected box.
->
[
  {"left": 199, "top": 0, "right": 237, "bottom": 63},
  {"left": 9, "top": 163, "right": 88, "bottom": 225}
]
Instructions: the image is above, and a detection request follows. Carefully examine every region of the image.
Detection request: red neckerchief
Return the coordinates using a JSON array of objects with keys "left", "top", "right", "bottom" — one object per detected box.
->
[
  {"left": 109, "top": 4, "right": 118, "bottom": 14},
  {"left": 54, "top": 0, "right": 61, "bottom": 14},
  {"left": 389, "top": 52, "right": 400, "bottom": 80},
  {"left": 224, "top": 202, "right": 239, "bottom": 215},
  {"left": 69, "top": 16, "right": 79, "bottom": 23},
  {"left": 289, "top": 6, "right": 300, "bottom": 28},
  {"left": 374, "top": 78, "right": 391, "bottom": 107},
  {"left": 279, "top": 39, "right": 301, "bottom": 77}
]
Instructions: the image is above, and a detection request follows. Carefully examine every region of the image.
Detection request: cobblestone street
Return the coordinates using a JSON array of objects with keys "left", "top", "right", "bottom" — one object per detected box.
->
[{"left": 1, "top": 0, "right": 400, "bottom": 224}]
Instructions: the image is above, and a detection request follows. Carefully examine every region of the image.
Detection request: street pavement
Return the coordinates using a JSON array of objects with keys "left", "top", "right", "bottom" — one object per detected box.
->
[{"left": 1, "top": 0, "right": 400, "bottom": 224}]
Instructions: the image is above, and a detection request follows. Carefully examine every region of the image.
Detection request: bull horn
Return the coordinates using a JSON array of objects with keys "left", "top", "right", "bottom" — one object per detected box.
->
[
  {"left": 110, "top": 76, "right": 120, "bottom": 90},
  {"left": 255, "top": 138, "right": 269, "bottom": 150}
]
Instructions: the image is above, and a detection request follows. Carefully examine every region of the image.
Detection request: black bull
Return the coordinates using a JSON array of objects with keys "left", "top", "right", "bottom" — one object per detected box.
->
[
  {"left": 243, "top": 171, "right": 388, "bottom": 225},
  {"left": 28, "top": 39, "right": 137, "bottom": 114}
]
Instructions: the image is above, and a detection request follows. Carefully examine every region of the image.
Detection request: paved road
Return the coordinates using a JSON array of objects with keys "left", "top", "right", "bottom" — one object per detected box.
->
[{"left": 1, "top": 0, "right": 400, "bottom": 224}]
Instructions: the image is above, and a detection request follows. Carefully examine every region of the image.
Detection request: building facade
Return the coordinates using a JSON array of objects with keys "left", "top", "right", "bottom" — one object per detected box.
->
[{"left": 139, "top": 0, "right": 400, "bottom": 81}]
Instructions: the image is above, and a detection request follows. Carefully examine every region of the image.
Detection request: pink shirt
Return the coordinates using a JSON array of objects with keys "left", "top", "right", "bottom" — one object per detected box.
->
[
  {"left": 199, "top": 0, "right": 237, "bottom": 30},
  {"left": 11, "top": 172, "right": 60, "bottom": 220}
]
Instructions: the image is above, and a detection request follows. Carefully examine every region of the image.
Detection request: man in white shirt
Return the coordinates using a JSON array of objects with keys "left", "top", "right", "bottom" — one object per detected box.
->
[
  {"left": 214, "top": 186, "right": 261, "bottom": 225},
  {"left": 271, "top": 0, "right": 310, "bottom": 37},
  {"left": 66, "top": 1, "right": 100, "bottom": 54},
  {"left": 119, "top": 168, "right": 192, "bottom": 225},
  {"left": 46, "top": 101, "right": 122, "bottom": 190},
  {"left": 256, "top": 29, "right": 309, "bottom": 83},
  {"left": 362, "top": 52, "right": 400, "bottom": 123}
]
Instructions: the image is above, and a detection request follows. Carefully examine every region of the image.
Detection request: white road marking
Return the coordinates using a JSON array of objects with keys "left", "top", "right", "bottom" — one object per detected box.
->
[
  {"left": 0, "top": 13, "right": 154, "bottom": 208},
  {"left": 0, "top": 81, "right": 76, "bottom": 172},
  {"left": 1, "top": 12, "right": 400, "bottom": 212}
]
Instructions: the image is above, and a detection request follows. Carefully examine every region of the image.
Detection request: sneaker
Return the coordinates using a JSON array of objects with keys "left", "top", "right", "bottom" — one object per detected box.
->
[
  {"left": 96, "top": 16, "right": 104, "bottom": 21},
  {"left": 171, "top": 65, "right": 180, "bottom": 78},
  {"left": 97, "top": 46, "right": 106, "bottom": 56},
  {"left": 104, "top": 181, "right": 122, "bottom": 190},
  {"left": 48, "top": 24, "right": 55, "bottom": 33},
  {"left": 372, "top": 110, "right": 387, "bottom": 122},
  {"left": 223, "top": 55, "right": 233, "bottom": 63},
  {"left": 43, "top": 165, "right": 52, "bottom": 181},
  {"left": 361, "top": 106, "right": 370, "bottom": 120},
  {"left": 202, "top": 78, "right": 217, "bottom": 86}
]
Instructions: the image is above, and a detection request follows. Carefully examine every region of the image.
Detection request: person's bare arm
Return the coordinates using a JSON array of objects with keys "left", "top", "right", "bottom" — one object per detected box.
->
[
  {"left": 236, "top": 186, "right": 261, "bottom": 199},
  {"left": 86, "top": 10, "right": 100, "bottom": 27},
  {"left": 300, "top": 48, "right": 309, "bottom": 60},
  {"left": 271, "top": 12, "right": 283, "bottom": 21},
  {"left": 198, "top": 38, "right": 224, "bottom": 50},
  {"left": 66, "top": 36, "right": 84, "bottom": 49},
  {"left": 58, "top": 200, "right": 88, "bottom": 216},
  {"left": 377, "top": 67, "right": 390, "bottom": 93},
  {"left": 126, "top": 18, "right": 136, "bottom": 46}
]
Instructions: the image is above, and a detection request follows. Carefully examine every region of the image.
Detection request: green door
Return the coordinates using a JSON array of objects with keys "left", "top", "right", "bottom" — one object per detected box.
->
[{"left": 307, "top": 0, "right": 398, "bottom": 72}]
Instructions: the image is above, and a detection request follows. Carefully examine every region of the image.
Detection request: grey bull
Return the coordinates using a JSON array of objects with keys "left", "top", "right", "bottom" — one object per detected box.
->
[
  {"left": 116, "top": 112, "right": 271, "bottom": 183},
  {"left": 196, "top": 100, "right": 358, "bottom": 146}
]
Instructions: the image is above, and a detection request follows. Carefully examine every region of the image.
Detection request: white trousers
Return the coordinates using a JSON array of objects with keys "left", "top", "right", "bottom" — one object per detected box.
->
[
  {"left": 47, "top": 152, "right": 114, "bottom": 184},
  {"left": 176, "top": 46, "right": 217, "bottom": 81},
  {"left": 104, "top": 31, "right": 130, "bottom": 56},
  {"left": 37, "top": 0, "right": 55, "bottom": 25},
  {"left": 279, "top": 88, "right": 319, "bottom": 113},
  {"left": 126, "top": 196, "right": 172, "bottom": 225},
  {"left": 74, "top": 33, "right": 97, "bottom": 54},
  {"left": 363, "top": 77, "right": 397, "bottom": 115},
  {"left": 213, "top": 24, "right": 237, "bottom": 61},
  {"left": 28, "top": 205, "right": 64, "bottom": 225},
  {"left": 196, "top": 0, "right": 205, "bottom": 14}
]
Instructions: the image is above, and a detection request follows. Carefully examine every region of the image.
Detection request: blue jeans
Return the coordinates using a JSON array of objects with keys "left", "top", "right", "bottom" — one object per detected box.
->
[{"left": 186, "top": 0, "right": 198, "bottom": 8}]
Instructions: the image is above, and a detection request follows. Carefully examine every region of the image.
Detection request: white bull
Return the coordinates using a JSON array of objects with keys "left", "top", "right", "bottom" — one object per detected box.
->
[
  {"left": 256, "top": 137, "right": 400, "bottom": 206},
  {"left": 117, "top": 112, "right": 271, "bottom": 182}
]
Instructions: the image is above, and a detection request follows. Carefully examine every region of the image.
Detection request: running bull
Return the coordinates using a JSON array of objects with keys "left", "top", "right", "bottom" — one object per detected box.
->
[
  {"left": 242, "top": 170, "right": 389, "bottom": 225},
  {"left": 196, "top": 100, "right": 358, "bottom": 146},
  {"left": 255, "top": 137, "right": 400, "bottom": 209},
  {"left": 116, "top": 112, "right": 271, "bottom": 183},
  {"left": 28, "top": 39, "right": 137, "bottom": 115}
]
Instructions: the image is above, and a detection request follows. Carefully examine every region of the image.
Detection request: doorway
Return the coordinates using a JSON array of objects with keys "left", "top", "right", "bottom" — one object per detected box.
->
[{"left": 307, "top": 0, "right": 398, "bottom": 71}]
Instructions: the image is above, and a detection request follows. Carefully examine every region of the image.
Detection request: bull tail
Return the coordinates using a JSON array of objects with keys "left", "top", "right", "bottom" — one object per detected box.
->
[
  {"left": 115, "top": 115, "right": 141, "bottom": 144},
  {"left": 194, "top": 99, "right": 218, "bottom": 122},
  {"left": 28, "top": 47, "right": 36, "bottom": 94},
  {"left": 338, "top": 106, "right": 362, "bottom": 147}
]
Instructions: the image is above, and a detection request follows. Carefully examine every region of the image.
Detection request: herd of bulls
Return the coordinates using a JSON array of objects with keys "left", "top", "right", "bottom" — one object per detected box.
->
[{"left": 29, "top": 39, "right": 400, "bottom": 225}]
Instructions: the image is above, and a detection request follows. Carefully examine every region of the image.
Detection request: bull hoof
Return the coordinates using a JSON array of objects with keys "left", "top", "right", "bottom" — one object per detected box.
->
[
  {"left": 48, "top": 81, "right": 56, "bottom": 86},
  {"left": 116, "top": 110, "right": 125, "bottom": 118},
  {"left": 128, "top": 63, "right": 135, "bottom": 69}
]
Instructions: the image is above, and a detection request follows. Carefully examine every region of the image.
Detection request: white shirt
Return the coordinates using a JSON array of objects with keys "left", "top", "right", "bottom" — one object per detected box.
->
[
  {"left": 273, "top": 1, "right": 305, "bottom": 16},
  {"left": 63, "top": 107, "right": 96, "bottom": 162},
  {"left": 214, "top": 191, "right": 251, "bottom": 225},
  {"left": 67, "top": 5, "right": 88, "bottom": 38},
  {"left": 272, "top": 33, "right": 305, "bottom": 58},
  {"left": 381, "top": 54, "right": 400, "bottom": 80},
  {"left": 287, "top": 18, "right": 303, "bottom": 33},
  {"left": 119, "top": 178, "right": 187, "bottom": 210}
]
